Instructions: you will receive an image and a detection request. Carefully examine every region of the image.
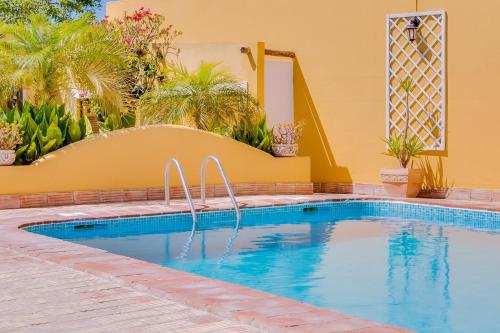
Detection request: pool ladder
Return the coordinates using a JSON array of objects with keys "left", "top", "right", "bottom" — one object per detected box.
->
[
  {"left": 164, "top": 158, "right": 198, "bottom": 223},
  {"left": 164, "top": 156, "right": 241, "bottom": 223}
]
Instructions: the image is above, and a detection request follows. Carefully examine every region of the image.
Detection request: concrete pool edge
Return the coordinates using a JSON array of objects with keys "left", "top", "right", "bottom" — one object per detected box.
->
[{"left": 3, "top": 194, "right": 500, "bottom": 332}]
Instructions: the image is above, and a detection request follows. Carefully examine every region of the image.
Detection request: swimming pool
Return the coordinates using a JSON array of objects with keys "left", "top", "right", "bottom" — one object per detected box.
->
[{"left": 26, "top": 201, "right": 500, "bottom": 333}]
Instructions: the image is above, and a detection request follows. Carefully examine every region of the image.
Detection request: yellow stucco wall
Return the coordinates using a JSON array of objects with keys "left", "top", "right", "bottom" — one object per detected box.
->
[
  {"left": 0, "top": 126, "right": 310, "bottom": 195},
  {"left": 107, "top": 0, "right": 500, "bottom": 189}
]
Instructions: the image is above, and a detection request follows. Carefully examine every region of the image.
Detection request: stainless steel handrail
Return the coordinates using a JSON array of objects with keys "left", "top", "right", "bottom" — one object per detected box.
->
[
  {"left": 218, "top": 217, "right": 241, "bottom": 265},
  {"left": 177, "top": 221, "right": 196, "bottom": 260},
  {"left": 165, "top": 158, "right": 198, "bottom": 223},
  {"left": 200, "top": 156, "right": 241, "bottom": 221}
]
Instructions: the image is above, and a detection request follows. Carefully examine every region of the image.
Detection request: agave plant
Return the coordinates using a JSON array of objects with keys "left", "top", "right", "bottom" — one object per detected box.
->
[
  {"left": 0, "top": 14, "right": 132, "bottom": 115},
  {"left": 0, "top": 103, "right": 87, "bottom": 164},
  {"left": 139, "top": 62, "right": 259, "bottom": 131}
]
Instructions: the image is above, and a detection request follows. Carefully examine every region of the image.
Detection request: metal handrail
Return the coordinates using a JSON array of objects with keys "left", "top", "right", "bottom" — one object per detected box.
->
[
  {"left": 177, "top": 221, "right": 196, "bottom": 260},
  {"left": 218, "top": 218, "right": 241, "bottom": 265},
  {"left": 200, "top": 156, "right": 241, "bottom": 221},
  {"left": 164, "top": 158, "right": 198, "bottom": 223}
]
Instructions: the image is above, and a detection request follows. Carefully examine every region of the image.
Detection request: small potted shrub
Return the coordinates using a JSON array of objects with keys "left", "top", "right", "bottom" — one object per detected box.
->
[
  {"left": 381, "top": 77, "right": 425, "bottom": 197},
  {"left": 272, "top": 123, "right": 303, "bottom": 157},
  {"left": 0, "top": 120, "right": 22, "bottom": 166}
]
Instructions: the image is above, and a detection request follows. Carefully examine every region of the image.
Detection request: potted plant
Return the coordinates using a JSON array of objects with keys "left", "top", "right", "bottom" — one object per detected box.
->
[
  {"left": 272, "top": 123, "right": 303, "bottom": 157},
  {"left": 381, "top": 77, "right": 425, "bottom": 197},
  {"left": 0, "top": 120, "right": 22, "bottom": 166}
]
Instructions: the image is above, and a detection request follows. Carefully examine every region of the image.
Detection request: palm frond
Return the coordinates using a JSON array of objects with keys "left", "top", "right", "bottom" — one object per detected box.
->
[
  {"left": 0, "top": 15, "right": 132, "bottom": 113},
  {"left": 139, "top": 62, "right": 259, "bottom": 131}
]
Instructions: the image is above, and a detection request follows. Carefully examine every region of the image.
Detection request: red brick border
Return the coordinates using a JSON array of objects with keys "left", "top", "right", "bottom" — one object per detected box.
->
[
  {"left": 315, "top": 182, "right": 500, "bottom": 202},
  {"left": 0, "top": 182, "right": 313, "bottom": 210}
]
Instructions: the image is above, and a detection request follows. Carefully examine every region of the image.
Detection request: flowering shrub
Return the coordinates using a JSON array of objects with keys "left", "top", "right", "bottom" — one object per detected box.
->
[
  {"left": 274, "top": 123, "right": 303, "bottom": 145},
  {"left": 102, "top": 7, "right": 182, "bottom": 95},
  {"left": 0, "top": 120, "right": 22, "bottom": 150}
]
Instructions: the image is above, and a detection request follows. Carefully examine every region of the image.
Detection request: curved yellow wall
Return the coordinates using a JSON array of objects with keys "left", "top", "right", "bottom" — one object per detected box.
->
[
  {"left": 0, "top": 126, "right": 310, "bottom": 195},
  {"left": 107, "top": 0, "right": 500, "bottom": 190}
]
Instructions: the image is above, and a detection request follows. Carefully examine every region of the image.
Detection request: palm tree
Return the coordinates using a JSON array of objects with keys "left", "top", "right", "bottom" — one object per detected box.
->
[
  {"left": 139, "top": 62, "right": 259, "bottom": 131},
  {"left": 0, "top": 14, "right": 132, "bottom": 114}
]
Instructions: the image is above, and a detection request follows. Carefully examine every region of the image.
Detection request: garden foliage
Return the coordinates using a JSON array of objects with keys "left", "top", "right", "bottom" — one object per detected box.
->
[
  {"left": 102, "top": 7, "right": 181, "bottom": 97},
  {"left": 0, "top": 0, "right": 101, "bottom": 23},
  {"left": 232, "top": 113, "right": 274, "bottom": 154},
  {"left": 0, "top": 103, "right": 87, "bottom": 164}
]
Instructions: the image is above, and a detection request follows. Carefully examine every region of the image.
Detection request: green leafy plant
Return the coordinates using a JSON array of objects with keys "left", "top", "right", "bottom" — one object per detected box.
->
[
  {"left": 0, "top": 0, "right": 101, "bottom": 23},
  {"left": 0, "top": 120, "right": 22, "bottom": 150},
  {"left": 384, "top": 134, "right": 424, "bottom": 168},
  {"left": 0, "top": 14, "right": 132, "bottom": 115},
  {"left": 0, "top": 103, "right": 87, "bottom": 164},
  {"left": 139, "top": 62, "right": 259, "bottom": 132},
  {"left": 384, "top": 76, "right": 424, "bottom": 168},
  {"left": 102, "top": 7, "right": 181, "bottom": 97},
  {"left": 98, "top": 111, "right": 136, "bottom": 132},
  {"left": 231, "top": 112, "right": 274, "bottom": 153}
]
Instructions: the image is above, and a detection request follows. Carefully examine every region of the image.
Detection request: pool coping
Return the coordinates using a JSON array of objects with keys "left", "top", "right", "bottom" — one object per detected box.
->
[{"left": 2, "top": 194, "right": 500, "bottom": 332}]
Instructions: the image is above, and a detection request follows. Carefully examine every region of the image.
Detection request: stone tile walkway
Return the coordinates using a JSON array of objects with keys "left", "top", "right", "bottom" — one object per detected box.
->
[{"left": 0, "top": 246, "right": 260, "bottom": 333}]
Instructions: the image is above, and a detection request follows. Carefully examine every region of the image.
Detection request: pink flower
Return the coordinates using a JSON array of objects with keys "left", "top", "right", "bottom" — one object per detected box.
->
[
  {"left": 124, "top": 36, "right": 132, "bottom": 44},
  {"left": 117, "top": 19, "right": 124, "bottom": 25}
]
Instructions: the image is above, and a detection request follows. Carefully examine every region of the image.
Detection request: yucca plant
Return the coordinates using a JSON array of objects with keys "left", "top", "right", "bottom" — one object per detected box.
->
[
  {"left": 385, "top": 134, "right": 424, "bottom": 168},
  {"left": 139, "top": 62, "right": 258, "bottom": 131},
  {"left": 0, "top": 14, "right": 132, "bottom": 115},
  {"left": 385, "top": 77, "right": 424, "bottom": 167}
]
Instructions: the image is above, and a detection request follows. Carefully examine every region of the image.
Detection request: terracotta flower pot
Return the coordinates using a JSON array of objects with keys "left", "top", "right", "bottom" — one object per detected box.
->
[
  {"left": 272, "top": 144, "right": 298, "bottom": 157},
  {"left": 380, "top": 168, "right": 424, "bottom": 198},
  {"left": 0, "top": 150, "right": 16, "bottom": 166}
]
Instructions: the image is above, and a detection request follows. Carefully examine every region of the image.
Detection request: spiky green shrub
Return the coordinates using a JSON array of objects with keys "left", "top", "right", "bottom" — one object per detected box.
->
[
  {"left": 139, "top": 62, "right": 259, "bottom": 132},
  {"left": 98, "top": 111, "right": 136, "bottom": 132},
  {"left": 0, "top": 103, "right": 87, "bottom": 164},
  {"left": 383, "top": 76, "right": 425, "bottom": 168},
  {"left": 384, "top": 134, "right": 425, "bottom": 168},
  {"left": 231, "top": 112, "right": 274, "bottom": 154}
]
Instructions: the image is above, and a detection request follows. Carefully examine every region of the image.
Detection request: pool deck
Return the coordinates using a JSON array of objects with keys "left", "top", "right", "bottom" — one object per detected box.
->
[{"left": 1, "top": 193, "right": 499, "bottom": 332}]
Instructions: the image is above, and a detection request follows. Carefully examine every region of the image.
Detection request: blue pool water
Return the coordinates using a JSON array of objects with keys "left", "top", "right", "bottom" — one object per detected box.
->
[{"left": 26, "top": 201, "right": 500, "bottom": 333}]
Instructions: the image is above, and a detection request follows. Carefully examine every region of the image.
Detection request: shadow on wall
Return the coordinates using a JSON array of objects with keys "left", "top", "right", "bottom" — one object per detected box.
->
[
  {"left": 418, "top": 157, "right": 452, "bottom": 198},
  {"left": 293, "top": 59, "right": 352, "bottom": 183}
]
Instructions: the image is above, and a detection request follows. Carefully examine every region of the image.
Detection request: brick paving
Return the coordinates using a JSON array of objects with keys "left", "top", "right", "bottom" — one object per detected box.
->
[
  {"left": 1, "top": 194, "right": 498, "bottom": 332},
  {"left": 0, "top": 247, "right": 260, "bottom": 333}
]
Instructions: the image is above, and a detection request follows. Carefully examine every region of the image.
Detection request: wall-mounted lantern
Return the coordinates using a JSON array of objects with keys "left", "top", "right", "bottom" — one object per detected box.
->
[{"left": 406, "top": 17, "right": 420, "bottom": 42}]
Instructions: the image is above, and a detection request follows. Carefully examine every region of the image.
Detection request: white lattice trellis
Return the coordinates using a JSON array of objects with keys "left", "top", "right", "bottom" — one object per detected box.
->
[{"left": 386, "top": 11, "right": 446, "bottom": 151}]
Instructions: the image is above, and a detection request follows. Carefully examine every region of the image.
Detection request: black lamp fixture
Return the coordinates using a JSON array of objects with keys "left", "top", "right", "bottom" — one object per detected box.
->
[{"left": 406, "top": 16, "right": 420, "bottom": 42}]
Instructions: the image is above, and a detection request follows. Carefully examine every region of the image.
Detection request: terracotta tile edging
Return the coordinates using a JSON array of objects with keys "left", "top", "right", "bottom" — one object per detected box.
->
[
  {"left": 316, "top": 182, "right": 500, "bottom": 203},
  {"left": 6, "top": 194, "right": 500, "bottom": 332},
  {"left": 0, "top": 182, "right": 314, "bottom": 210}
]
